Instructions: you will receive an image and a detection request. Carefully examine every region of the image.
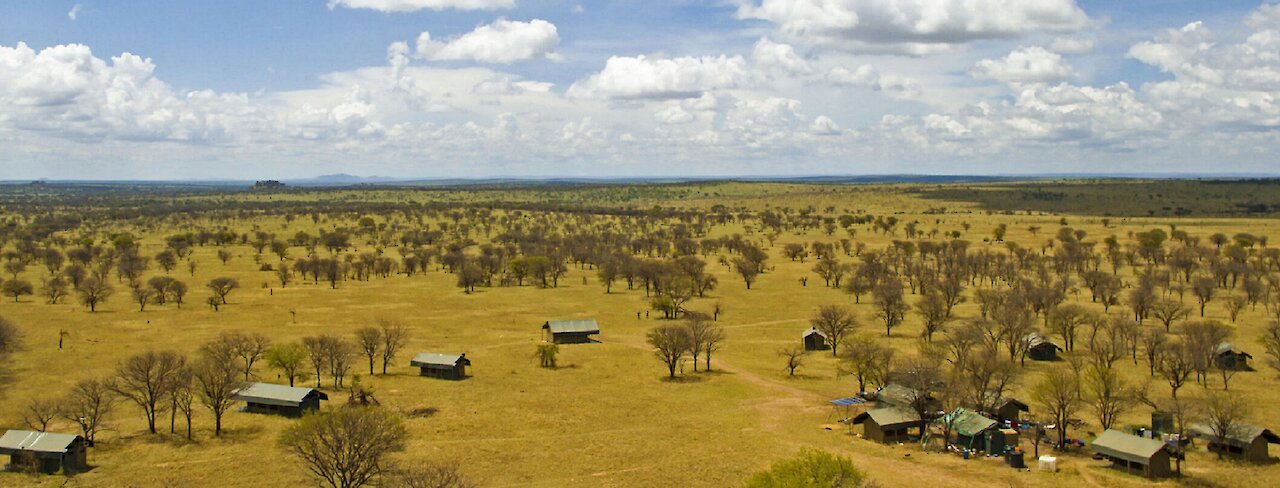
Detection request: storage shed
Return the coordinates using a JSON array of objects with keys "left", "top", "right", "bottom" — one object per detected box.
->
[
  {"left": 851, "top": 408, "right": 921, "bottom": 444},
  {"left": 990, "top": 398, "right": 1030, "bottom": 425},
  {"left": 410, "top": 353, "right": 470, "bottom": 380},
  {"left": 1091, "top": 429, "right": 1172, "bottom": 478},
  {"left": 1214, "top": 343, "right": 1253, "bottom": 371},
  {"left": 802, "top": 327, "right": 830, "bottom": 351},
  {"left": 1024, "top": 333, "right": 1063, "bottom": 361},
  {"left": 0, "top": 430, "right": 87, "bottom": 474},
  {"left": 543, "top": 319, "right": 600, "bottom": 344},
  {"left": 232, "top": 382, "right": 328, "bottom": 418},
  {"left": 1188, "top": 423, "right": 1279, "bottom": 463}
]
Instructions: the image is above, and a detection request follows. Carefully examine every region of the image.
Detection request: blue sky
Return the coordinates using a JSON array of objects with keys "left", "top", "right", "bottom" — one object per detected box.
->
[{"left": 0, "top": 0, "right": 1277, "bottom": 179}]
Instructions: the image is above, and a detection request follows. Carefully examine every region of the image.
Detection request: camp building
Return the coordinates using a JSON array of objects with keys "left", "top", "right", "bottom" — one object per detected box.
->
[
  {"left": 802, "top": 327, "right": 830, "bottom": 351},
  {"left": 410, "top": 353, "right": 471, "bottom": 380},
  {"left": 1091, "top": 429, "right": 1172, "bottom": 478},
  {"left": 1024, "top": 332, "right": 1063, "bottom": 361},
  {"left": 851, "top": 408, "right": 921, "bottom": 443},
  {"left": 0, "top": 430, "right": 87, "bottom": 474},
  {"left": 232, "top": 382, "right": 328, "bottom": 418},
  {"left": 543, "top": 319, "right": 600, "bottom": 344},
  {"left": 1188, "top": 423, "right": 1279, "bottom": 463}
]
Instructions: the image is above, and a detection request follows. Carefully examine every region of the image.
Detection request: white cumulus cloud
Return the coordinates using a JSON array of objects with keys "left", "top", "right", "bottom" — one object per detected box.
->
[
  {"left": 416, "top": 19, "right": 561, "bottom": 64},
  {"left": 737, "top": 0, "right": 1089, "bottom": 54},
  {"left": 567, "top": 55, "right": 751, "bottom": 100},
  {"left": 972, "top": 46, "right": 1074, "bottom": 84}
]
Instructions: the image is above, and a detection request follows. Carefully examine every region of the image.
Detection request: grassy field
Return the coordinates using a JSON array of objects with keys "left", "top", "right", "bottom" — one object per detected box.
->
[{"left": 0, "top": 180, "right": 1277, "bottom": 487}]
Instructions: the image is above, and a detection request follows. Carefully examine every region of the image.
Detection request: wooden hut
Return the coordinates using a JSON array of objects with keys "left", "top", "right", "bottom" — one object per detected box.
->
[
  {"left": 990, "top": 398, "right": 1030, "bottom": 425},
  {"left": 1189, "top": 423, "right": 1280, "bottom": 463},
  {"left": 851, "top": 408, "right": 921, "bottom": 443},
  {"left": 1214, "top": 343, "right": 1253, "bottom": 371},
  {"left": 0, "top": 430, "right": 87, "bottom": 474},
  {"left": 1024, "top": 333, "right": 1063, "bottom": 361},
  {"left": 542, "top": 319, "right": 599, "bottom": 344},
  {"left": 410, "top": 353, "right": 470, "bottom": 380},
  {"left": 1091, "top": 429, "right": 1172, "bottom": 478},
  {"left": 232, "top": 382, "right": 328, "bottom": 418},
  {"left": 802, "top": 327, "right": 830, "bottom": 351}
]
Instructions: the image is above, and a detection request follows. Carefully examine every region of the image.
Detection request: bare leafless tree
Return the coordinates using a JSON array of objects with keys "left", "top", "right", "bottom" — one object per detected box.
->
[
  {"left": 62, "top": 377, "right": 115, "bottom": 446},
  {"left": 110, "top": 350, "right": 187, "bottom": 434},
  {"left": 811, "top": 305, "right": 858, "bottom": 356},
  {"left": 779, "top": 346, "right": 805, "bottom": 376},
  {"left": 192, "top": 353, "right": 244, "bottom": 437},
  {"left": 280, "top": 407, "right": 408, "bottom": 488},
  {"left": 379, "top": 320, "right": 409, "bottom": 375},
  {"left": 356, "top": 327, "right": 383, "bottom": 375},
  {"left": 648, "top": 324, "right": 691, "bottom": 378},
  {"left": 21, "top": 397, "right": 59, "bottom": 431}
]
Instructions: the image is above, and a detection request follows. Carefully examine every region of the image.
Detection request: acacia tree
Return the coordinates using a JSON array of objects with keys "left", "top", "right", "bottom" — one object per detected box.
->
[
  {"left": 647, "top": 324, "right": 690, "bottom": 378},
  {"left": 355, "top": 327, "right": 383, "bottom": 375},
  {"left": 280, "top": 407, "right": 408, "bottom": 488},
  {"left": 1203, "top": 392, "right": 1251, "bottom": 460},
  {"left": 268, "top": 343, "right": 310, "bottom": 387},
  {"left": 1032, "top": 366, "right": 1080, "bottom": 449},
  {"left": 378, "top": 320, "right": 409, "bottom": 375},
  {"left": 192, "top": 353, "right": 243, "bottom": 437},
  {"left": 779, "top": 346, "right": 805, "bottom": 376},
  {"left": 841, "top": 335, "right": 894, "bottom": 393},
  {"left": 914, "top": 291, "right": 949, "bottom": 342},
  {"left": 810, "top": 305, "right": 857, "bottom": 356},
  {"left": 872, "top": 277, "right": 907, "bottom": 337},
  {"left": 733, "top": 257, "right": 760, "bottom": 289},
  {"left": 77, "top": 276, "right": 114, "bottom": 312},
  {"left": 62, "top": 377, "right": 115, "bottom": 446},
  {"left": 111, "top": 350, "right": 187, "bottom": 434},
  {"left": 1151, "top": 298, "right": 1190, "bottom": 332},
  {"left": 206, "top": 277, "right": 240, "bottom": 305},
  {"left": 1083, "top": 365, "right": 1134, "bottom": 431}
]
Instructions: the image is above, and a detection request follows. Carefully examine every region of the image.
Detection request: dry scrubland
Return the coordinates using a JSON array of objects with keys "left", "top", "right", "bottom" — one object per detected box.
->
[{"left": 0, "top": 180, "right": 1278, "bottom": 487}]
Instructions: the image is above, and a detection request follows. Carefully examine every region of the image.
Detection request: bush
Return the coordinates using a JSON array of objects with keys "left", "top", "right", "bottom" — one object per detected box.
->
[{"left": 745, "top": 449, "right": 873, "bottom": 488}]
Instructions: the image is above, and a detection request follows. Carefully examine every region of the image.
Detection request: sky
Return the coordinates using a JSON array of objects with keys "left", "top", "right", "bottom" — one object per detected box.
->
[{"left": 0, "top": 0, "right": 1277, "bottom": 180}]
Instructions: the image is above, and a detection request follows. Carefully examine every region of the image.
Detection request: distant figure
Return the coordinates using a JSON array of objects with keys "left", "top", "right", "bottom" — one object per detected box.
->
[
  {"left": 636, "top": 311, "right": 641, "bottom": 319},
  {"left": 645, "top": 311, "right": 649, "bottom": 318},
  {"left": 270, "top": 288, "right": 274, "bottom": 296}
]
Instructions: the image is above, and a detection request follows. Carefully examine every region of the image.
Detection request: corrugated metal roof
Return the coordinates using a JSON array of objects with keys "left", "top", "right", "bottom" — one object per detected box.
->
[
  {"left": 411, "top": 353, "right": 468, "bottom": 367},
  {"left": 1092, "top": 429, "right": 1166, "bottom": 464},
  {"left": 232, "top": 382, "right": 327, "bottom": 407},
  {"left": 544, "top": 319, "right": 599, "bottom": 334},
  {"left": 0, "top": 430, "right": 80, "bottom": 454}
]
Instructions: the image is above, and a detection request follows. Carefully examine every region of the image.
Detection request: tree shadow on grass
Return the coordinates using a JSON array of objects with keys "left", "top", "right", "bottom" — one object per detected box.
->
[{"left": 660, "top": 374, "right": 707, "bottom": 384}]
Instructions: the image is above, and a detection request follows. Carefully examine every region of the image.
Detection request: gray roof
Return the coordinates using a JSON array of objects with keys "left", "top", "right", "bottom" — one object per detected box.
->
[
  {"left": 411, "top": 353, "right": 469, "bottom": 367},
  {"left": 0, "top": 430, "right": 81, "bottom": 454},
  {"left": 803, "top": 327, "right": 828, "bottom": 338},
  {"left": 1024, "top": 332, "right": 1062, "bottom": 350},
  {"left": 1092, "top": 429, "right": 1167, "bottom": 464},
  {"left": 232, "top": 382, "right": 328, "bottom": 407},
  {"left": 852, "top": 408, "right": 921, "bottom": 428},
  {"left": 544, "top": 319, "right": 599, "bottom": 334},
  {"left": 1215, "top": 342, "right": 1252, "bottom": 358},
  {"left": 1188, "top": 423, "right": 1280, "bottom": 447}
]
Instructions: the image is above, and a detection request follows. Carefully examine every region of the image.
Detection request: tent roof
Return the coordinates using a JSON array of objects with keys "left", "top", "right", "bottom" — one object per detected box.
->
[
  {"left": 1188, "top": 423, "right": 1280, "bottom": 447},
  {"left": 1215, "top": 342, "right": 1252, "bottom": 358},
  {"left": 1024, "top": 332, "right": 1062, "bottom": 350},
  {"left": 803, "top": 327, "right": 829, "bottom": 338},
  {"left": 1092, "top": 430, "right": 1166, "bottom": 464},
  {"left": 544, "top": 319, "right": 599, "bottom": 334},
  {"left": 853, "top": 408, "right": 921, "bottom": 428},
  {"left": 232, "top": 382, "right": 328, "bottom": 407},
  {"left": 0, "top": 430, "right": 81, "bottom": 454},
  {"left": 937, "top": 408, "right": 998, "bottom": 437}
]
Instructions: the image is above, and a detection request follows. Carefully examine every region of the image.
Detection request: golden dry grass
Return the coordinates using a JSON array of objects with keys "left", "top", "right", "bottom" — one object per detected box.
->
[{"left": 0, "top": 182, "right": 1277, "bottom": 487}]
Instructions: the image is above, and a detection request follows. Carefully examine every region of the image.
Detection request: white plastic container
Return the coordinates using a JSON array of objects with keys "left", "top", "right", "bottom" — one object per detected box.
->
[{"left": 1038, "top": 456, "right": 1058, "bottom": 472}]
